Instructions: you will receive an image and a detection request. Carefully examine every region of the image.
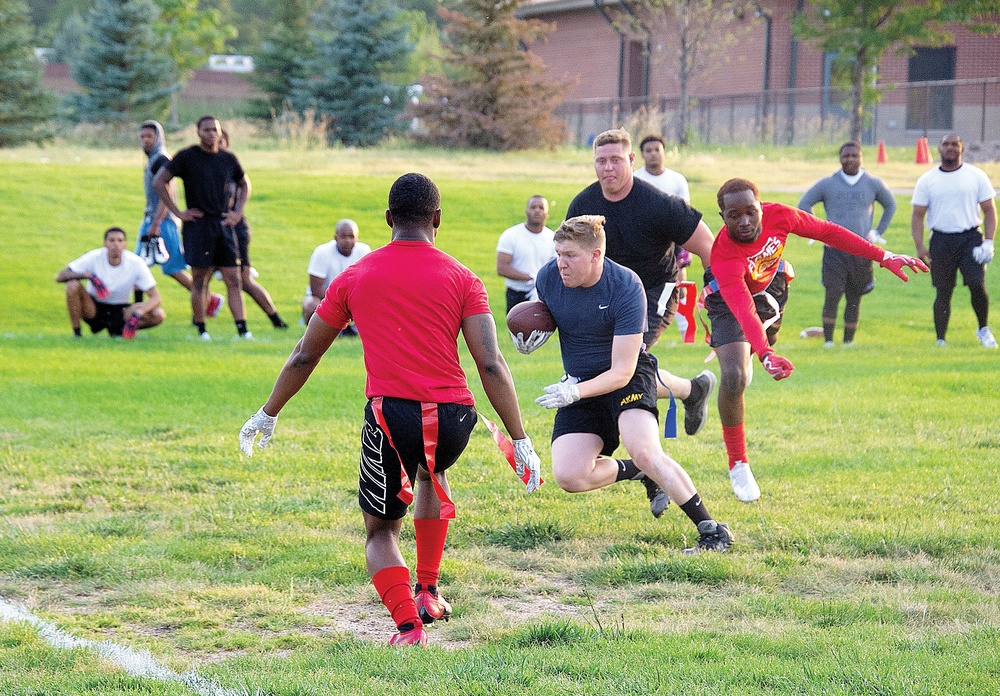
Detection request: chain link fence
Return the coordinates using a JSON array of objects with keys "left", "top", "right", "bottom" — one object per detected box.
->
[{"left": 556, "top": 78, "right": 1000, "bottom": 150}]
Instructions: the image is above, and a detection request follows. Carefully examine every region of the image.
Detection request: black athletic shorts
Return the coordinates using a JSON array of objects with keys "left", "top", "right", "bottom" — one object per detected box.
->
[
  {"left": 233, "top": 219, "right": 251, "bottom": 266},
  {"left": 359, "top": 397, "right": 476, "bottom": 521},
  {"left": 707, "top": 272, "right": 789, "bottom": 348},
  {"left": 182, "top": 217, "right": 240, "bottom": 268},
  {"left": 83, "top": 301, "right": 130, "bottom": 336},
  {"left": 822, "top": 246, "right": 875, "bottom": 297},
  {"left": 552, "top": 352, "right": 659, "bottom": 457},
  {"left": 505, "top": 288, "right": 533, "bottom": 316},
  {"left": 644, "top": 283, "right": 680, "bottom": 348},
  {"left": 929, "top": 228, "right": 985, "bottom": 288}
]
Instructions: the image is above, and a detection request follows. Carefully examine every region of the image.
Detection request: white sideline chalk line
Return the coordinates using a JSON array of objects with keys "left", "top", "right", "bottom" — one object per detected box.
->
[{"left": 0, "top": 595, "right": 243, "bottom": 696}]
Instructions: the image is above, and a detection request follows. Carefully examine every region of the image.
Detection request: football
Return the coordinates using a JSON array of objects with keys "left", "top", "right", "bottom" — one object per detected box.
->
[{"left": 506, "top": 300, "right": 556, "bottom": 335}]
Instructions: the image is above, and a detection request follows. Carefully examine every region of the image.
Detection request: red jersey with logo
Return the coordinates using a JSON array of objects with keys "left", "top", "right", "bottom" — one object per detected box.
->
[
  {"left": 711, "top": 202, "right": 883, "bottom": 357},
  {"left": 315, "top": 240, "right": 491, "bottom": 405}
]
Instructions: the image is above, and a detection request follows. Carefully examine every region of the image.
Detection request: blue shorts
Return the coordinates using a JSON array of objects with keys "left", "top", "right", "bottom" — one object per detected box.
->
[{"left": 137, "top": 217, "right": 187, "bottom": 276}]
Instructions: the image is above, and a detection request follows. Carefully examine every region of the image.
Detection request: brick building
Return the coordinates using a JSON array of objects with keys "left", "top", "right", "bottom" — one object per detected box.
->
[{"left": 518, "top": 0, "right": 1000, "bottom": 146}]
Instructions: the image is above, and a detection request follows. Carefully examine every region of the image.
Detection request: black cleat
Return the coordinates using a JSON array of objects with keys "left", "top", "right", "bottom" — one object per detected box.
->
[
  {"left": 641, "top": 475, "right": 670, "bottom": 518},
  {"left": 682, "top": 520, "right": 733, "bottom": 554},
  {"left": 682, "top": 370, "right": 717, "bottom": 436}
]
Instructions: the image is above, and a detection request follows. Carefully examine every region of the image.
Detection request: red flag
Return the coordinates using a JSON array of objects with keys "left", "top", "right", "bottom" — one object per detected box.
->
[{"left": 479, "top": 414, "right": 543, "bottom": 489}]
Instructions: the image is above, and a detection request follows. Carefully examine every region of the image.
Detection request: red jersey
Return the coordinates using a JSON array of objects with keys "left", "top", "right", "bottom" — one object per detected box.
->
[
  {"left": 315, "top": 240, "right": 491, "bottom": 405},
  {"left": 711, "top": 202, "right": 883, "bottom": 358}
]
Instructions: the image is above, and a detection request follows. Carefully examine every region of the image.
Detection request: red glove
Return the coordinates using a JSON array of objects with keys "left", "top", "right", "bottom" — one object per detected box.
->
[
  {"left": 121, "top": 312, "right": 141, "bottom": 339},
  {"left": 879, "top": 251, "right": 929, "bottom": 281},
  {"left": 89, "top": 274, "right": 111, "bottom": 299},
  {"left": 760, "top": 349, "right": 794, "bottom": 380}
]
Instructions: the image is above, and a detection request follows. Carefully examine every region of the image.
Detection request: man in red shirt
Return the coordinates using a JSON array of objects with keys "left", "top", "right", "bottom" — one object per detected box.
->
[
  {"left": 239, "top": 173, "right": 541, "bottom": 647},
  {"left": 707, "top": 178, "right": 927, "bottom": 502}
]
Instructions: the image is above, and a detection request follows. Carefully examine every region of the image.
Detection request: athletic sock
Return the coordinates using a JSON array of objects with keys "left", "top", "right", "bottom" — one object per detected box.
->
[
  {"left": 612, "top": 458, "right": 643, "bottom": 481},
  {"left": 73, "top": 327, "right": 82, "bottom": 337},
  {"left": 414, "top": 518, "right": 449, "bottom": 588},
  {"left": 268, "top": 312, "right": 287, "bottom": 328},
  {"left": 372, "top": 566, "right": 422, "bottom": 630},
  {"left": 722, "top": 423, "right": 748, "bottom": 470},
  {"left": 235, "top": 320, "right": 248, "bottom": 335},
  {"left": 194, "top": 321, "right": 206, "bottom": 335},
  {"left": 679, "top": 493, "right": 712, "bottom": 526}
]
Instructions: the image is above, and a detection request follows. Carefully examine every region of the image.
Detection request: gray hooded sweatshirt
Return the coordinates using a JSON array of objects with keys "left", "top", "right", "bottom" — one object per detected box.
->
[{"left": 141, "top": 120, "right": 178, "bottom": 222}]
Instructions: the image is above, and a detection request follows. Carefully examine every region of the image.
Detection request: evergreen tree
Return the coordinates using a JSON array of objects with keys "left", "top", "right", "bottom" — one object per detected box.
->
[
  {"left": 0, "top": 0, "right": 56, "bottom": 146},
  {"left": 412, "top": 0, "right": 567, "bottom": 151},
  {"left": 68, "top": 0, "right": 177, "bottom": 122},
  {"left": 250, "top": 0, "right": 317, "bottom": 118},
  {"left": 293, "top": 0, "right": 413, "bottom": 146},
  {"left": 51, "top": 10, "right": 88, "bottom": 64}
]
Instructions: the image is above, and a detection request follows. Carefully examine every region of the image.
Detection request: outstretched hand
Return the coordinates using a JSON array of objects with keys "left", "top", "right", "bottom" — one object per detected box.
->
[
  {"left": 760, "top": 349, "right": 794, "bottom": 381},
  {"left": 239, "top": 407, "right": 278, "bottom": 456},
  {"left": 879, "top": 251, "right": 929, "bottom": 281},
  {"left": 536, "top": 381, "right": 581, "bottom": 409}
]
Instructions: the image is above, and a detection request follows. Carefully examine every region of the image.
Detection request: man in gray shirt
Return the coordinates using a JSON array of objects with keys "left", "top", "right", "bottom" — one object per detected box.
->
[{"left": 799, "top": 142, "right": 897, "bottom": 346}]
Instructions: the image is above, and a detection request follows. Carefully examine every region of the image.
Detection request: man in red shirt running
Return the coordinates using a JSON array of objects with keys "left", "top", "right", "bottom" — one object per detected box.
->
[
  {"left": 707, "top": 178, "right": 927, "bottom": 503},
  {"left": 239, "top": 173, "right": 541, "bottom": 647}
]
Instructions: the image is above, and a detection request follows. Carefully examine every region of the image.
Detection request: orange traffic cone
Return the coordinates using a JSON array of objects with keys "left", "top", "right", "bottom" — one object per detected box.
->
[
  {"left": 876, "top": 140, "right": 887, "bottom": 164},
  {"left": 916, "top": 137, "right": 931, "bottom": 164}
]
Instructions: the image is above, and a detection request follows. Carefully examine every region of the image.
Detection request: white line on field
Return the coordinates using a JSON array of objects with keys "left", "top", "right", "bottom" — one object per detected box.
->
[{"left": 0, "top": 595, "right": 244, "bottom": 696}]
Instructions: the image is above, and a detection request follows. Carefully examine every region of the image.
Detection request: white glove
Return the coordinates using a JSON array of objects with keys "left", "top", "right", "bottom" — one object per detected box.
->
[
  {"left": 535, "top": 381, "right": 581, "bottom": 409},
  {"left": 239, "top": 407, "right": 277, "bottom": 456},
  {"left": 512, "top": 436, "right": 541, "bottom": 493},
  {"left": 867, "top": 230, "right": 887, "bottom": 245},
  {"left": 972, "top": 239, "right": 994, "bottom": 265},
  {"left": 511, "top": 329, "right": 552, "bottom": 354}
]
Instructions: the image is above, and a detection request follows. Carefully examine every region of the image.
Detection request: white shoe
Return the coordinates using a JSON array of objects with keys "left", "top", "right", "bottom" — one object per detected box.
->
[
  {"left": 936, "top": 338, "right": 947, "bottom": 347},
  {"left": 823, "top": 340, "right": 834, "bottom": 348},
  {"left": 200, "top": 331, "right": 211, "bottom": 341},
  {"left": 240, "top": 331, "right": 254, "bottom": 341},
  {"left": 976, "top": 326, "right": 998, "bottom": 348},
  {"left": 729, "top": 461, "right": 760, "bottom": 502}
]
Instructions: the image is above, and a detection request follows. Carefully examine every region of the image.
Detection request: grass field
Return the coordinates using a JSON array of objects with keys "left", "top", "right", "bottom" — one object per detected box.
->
[{"left": 1, "top": 143, "right": 998, "bottom": 695}]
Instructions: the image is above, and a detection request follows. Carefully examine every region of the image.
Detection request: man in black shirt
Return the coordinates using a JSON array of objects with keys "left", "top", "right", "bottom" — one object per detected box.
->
[
  {"left": 153, "top": 115, "right": 251, "bottom": 340},
  {"left": 566, "top": 128, "right": 717, "bottom": 515}
]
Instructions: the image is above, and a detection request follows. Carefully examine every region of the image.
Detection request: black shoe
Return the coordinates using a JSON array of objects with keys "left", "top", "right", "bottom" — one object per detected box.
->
[
  {"left": 682, "top": 370, "right": 717, "bottom": 436},
  {"left": 640, "top": 475, "right": 669, "bottom": 518},
  {"left": 682, "top": 520, "right": 733, "bottom": 554},
  {"left": 270, "top": 315, "right": 289, "bottom": 329}
]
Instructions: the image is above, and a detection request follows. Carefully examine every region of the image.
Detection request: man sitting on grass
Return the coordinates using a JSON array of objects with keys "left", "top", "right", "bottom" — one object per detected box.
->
[{"left": 56, "top": 227, "right": 164, "bottom": 339}]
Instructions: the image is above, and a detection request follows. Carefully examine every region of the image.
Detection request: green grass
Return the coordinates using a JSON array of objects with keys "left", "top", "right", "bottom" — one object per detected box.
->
[{"left": 0, "top": 145, "right": 998, "bottom": 695}]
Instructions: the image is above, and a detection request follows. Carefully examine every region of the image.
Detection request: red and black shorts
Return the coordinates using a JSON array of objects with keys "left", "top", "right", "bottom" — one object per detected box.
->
[
  {"left": 551, "top": 352, "right": 659, "bottom": 457},
  {"left": 706, "top": 272, "right": 789, "bottom": 348},
  {"left": 359, "top": 397, "right": 476, "bottom": 521}
]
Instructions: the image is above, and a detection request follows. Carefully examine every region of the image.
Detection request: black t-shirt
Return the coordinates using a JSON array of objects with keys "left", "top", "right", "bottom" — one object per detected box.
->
[
  {"left": 167, "top": 146, "right": 245, "bottom": 216},
  {"left": 566, "top": 179, "right": 702, "bottom": 288}
]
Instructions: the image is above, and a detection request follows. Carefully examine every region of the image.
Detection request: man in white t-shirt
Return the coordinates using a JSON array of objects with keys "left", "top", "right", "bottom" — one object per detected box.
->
[
  {"left": 633, "top": 134, "right": 690, "bottom": 203},
  {"left": 496, "top": 195, "right": 556, "bottom": 314},
  {"left": 911, "top": 133, "right": 997, "bottom": 348},
  {"left": 634, "top": 134, "right": 693, "bottom": 337},
  {"left": 56, "top": 227, "right": 164, "bottom": 338},
  {"left": 302, "top": 219, "right": 372, "bottom": 332}
]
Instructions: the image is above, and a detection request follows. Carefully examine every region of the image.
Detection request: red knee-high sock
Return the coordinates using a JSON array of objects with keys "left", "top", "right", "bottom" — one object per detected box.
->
[
  {"left": 722, "top": 423, "right": 748, "bottom": 470},
  {"left": 372, "top": 566, "right": 421, "bottom": 629},
  {"left": 414, "top": 517, "right": 449, "bottom": 587}
]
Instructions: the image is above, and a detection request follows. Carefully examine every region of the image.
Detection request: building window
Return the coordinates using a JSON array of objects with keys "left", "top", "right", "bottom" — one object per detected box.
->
[
  {"left": 906, "top": 47, "right": 955, "bottom": 131},
  {"left": 822, "top": 52, "right": 851, "bottom": 120}
]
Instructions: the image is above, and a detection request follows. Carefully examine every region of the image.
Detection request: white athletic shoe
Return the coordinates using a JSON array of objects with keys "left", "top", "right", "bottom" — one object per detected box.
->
[
  {"left": 729, "top": 461, "right": 760, "bottom": 503},
  {"left": 823, "top": 340, "right": 835, "bottom": 348},
  {"left": 976, "top": 326, "right": 998, "bottom": 348},
  {"left": 199, "top": 331, "right": 211, "bottom": 341},
  {"left": 935, "top": 338, "right": 947, "bottom": 347}
]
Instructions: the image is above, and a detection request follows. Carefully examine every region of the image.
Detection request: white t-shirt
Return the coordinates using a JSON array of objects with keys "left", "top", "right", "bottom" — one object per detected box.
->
[
  {"left": 307, "top": 240, "right": 372, "bottom": 294},
  {"left": 912, "top": 164, "right": 996, "bottom": 232},
  {"left": 633, "top": 167, "right": 691, "bottom": 202},
  {"left": 68, "top": 249, "right": 156, "bottom": 305},
  {"left": 495, "top": 223, "right": 556, "bottom": 294}
]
